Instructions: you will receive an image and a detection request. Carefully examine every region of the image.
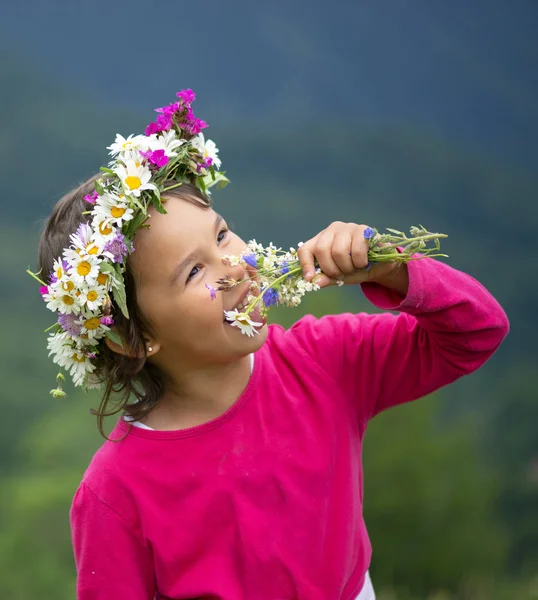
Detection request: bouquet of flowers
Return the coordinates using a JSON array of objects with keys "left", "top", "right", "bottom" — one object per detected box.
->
[{"left": 217, "top": 225, "right": 447, "bottom": 337}]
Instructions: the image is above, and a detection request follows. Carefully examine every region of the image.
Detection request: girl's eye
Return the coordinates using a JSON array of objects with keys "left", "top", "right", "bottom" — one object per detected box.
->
[
  {"left": 217, "top": 228, "right": 229, "bottom": 243},
  {"left": 186, "top": 265, "right": 201, "bottom": 282}
]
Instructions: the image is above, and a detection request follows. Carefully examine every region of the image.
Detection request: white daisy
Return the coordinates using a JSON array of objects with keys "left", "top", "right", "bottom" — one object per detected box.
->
[
  {"left": 91, "top": 214, "right": 119, "bottom": 247},
  {"left": 114, "top": 159, "right": 157, "bottom": 197},
  {"left": 66, "top": 252, "right": 101, "bottom": 286},
  {"left": 47, "top": 331, "right": 76, "bottom": 365},
  {"left": 92, "top": 191, "right": 135, "bottom": 227},
  {"left": 78, "top": 284, "right": 107, "bottom": 312},
  {"left": 150, "top": 129, "right": 186, "bottom": 157},
  {"left": 191, "top": 133, "right": 221, "bottom": 169},
  {"left": 44, "top": 280, "right": 82, "bottom": 315},
  {"left": 107, "top": 134, "right": 151, "bottom": 157},
  {"left": 51, "top": 257, "right": 70, "bottom": 283},
  {"left": 68, "top": 351, "right": 97, "bottom": 387},
  {"left": 223, "top": 310, "right": 263, "bottom": 337},
  {"left": 76, "top": 313, "right": 110, "bottom": 340}
]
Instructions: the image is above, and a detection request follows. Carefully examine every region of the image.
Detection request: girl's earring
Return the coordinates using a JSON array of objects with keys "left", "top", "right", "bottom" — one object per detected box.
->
[{"left": 148, "top": 347, "right": 153, "bottom": 353}]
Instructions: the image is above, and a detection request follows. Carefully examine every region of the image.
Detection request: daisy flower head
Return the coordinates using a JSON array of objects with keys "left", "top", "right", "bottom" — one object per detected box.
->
[
  {"left": 91, "top": 214, "right": 119, "bottom": 247},
  {"left": 50, "top": 257, "right": 71, "bottom": 284},
  {"left": 67, "top": 252, "right": 101, "bottom": 287},
  {"left": 67, "top": 350, "right": 97, "bottom": 387},
  {"left": 78, "top": 284, "right": 107, "bottom": 311},
  {"left": 223, "top": 310, "right": 263, "bottom": 337},
  {"left": 191, "top": 133, "right": 222, "bottom": 170},
  {"left": 114, "top": 158, "right": 157, "bottom": 197},
  {"left": 76, "top": 312, "right": 110, "bottom": 341},
  {"left": 44, "top": 280, "right": 82, "bottom": 315},
  {"left": 107, "top": 134, "right": 151, "bottom": 158},
  {"left": 67, "top": 222, "right": 102, "bottom": 258},
  {"left": 149, "top": 129, "right": 186, "bottom": 158},
  {"left": 92, "top": 191, "right": 135, "bottom": 227}
]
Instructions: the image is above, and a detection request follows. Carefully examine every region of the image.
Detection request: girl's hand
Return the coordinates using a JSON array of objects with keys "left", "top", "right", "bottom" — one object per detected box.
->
[{"left": 297, "top": 221, "right": 409, "bottom": 293}]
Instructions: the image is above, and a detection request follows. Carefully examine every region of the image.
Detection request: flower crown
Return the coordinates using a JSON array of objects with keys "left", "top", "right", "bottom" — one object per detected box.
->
[{"left": 28, "top": 89, "right": 229, "bottom": 398}]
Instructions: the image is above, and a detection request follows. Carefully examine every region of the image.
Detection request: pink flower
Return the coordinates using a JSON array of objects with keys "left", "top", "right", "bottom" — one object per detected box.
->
[
  {"left": 155, "top": 101, "right": 180, "bottom": 116},
  {"left": 100, "top": 316, "right": 114, "bottom": 326},
  {"left": 84, "top": 190, "right": 99, "bottom": 205},
  {"left": 39, "top": 285, "right": 48, "bottom": 296},
  {"left": 176, "top": 89, "right": 196, "bottom": 105},
  {"left": 140, "top": 149, "right": 169, "bottom": 168}
]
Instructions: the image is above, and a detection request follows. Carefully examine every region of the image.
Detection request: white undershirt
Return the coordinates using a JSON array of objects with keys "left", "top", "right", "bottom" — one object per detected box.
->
[{"left": 123, "top": 353, "right": 375, "bottom": 599}]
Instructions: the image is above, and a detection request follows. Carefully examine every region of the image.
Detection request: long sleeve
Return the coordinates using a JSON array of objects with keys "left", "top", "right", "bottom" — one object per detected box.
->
[
  {"left": 286, "top": 257, "right": 509, "bottom": 424},
  {"left": 70, "top": 482, "right": 156, "bottom": 600}
]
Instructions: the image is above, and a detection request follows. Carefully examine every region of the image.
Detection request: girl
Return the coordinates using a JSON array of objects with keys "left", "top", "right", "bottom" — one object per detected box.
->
[{"left": 35, "top": 91, "right": 509, "bottom": 600}]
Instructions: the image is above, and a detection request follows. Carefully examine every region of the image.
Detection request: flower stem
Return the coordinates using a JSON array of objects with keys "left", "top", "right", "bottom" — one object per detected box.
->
[{"left": 26, "top": 269, "right": 47, "bottom": 286}]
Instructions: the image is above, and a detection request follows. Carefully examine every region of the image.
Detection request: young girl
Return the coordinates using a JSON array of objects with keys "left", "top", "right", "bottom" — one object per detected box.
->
[{"left": 34, "top": 91, "right": 509, "bottom": 600}]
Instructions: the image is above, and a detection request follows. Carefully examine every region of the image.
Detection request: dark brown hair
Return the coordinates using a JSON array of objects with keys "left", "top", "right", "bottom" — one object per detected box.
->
[{"left": 37, "top": 175, "right": 212, "bottom": 438}]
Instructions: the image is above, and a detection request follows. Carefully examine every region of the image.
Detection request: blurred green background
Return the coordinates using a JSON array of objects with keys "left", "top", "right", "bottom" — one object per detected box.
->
[{"left": 1, "top": 1, "right": 537, "bottom": 598}]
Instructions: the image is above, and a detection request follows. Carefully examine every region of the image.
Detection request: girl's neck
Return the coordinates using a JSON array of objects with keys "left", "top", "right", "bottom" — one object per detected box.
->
[{"left": 140, "top": 354, "right": 253, "bottom": 431}]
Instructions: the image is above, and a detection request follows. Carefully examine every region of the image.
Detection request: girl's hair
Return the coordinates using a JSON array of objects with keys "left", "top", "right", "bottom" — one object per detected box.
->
[{"left": 37, "top": 175, "right": 212, "bottom": 438}]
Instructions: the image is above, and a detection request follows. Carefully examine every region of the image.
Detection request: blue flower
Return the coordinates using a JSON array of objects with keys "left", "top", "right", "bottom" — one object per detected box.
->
[
  {"left": 262, "top": 287, "right": 279, "bottom": 307},
  {"left": 243, "top": 253, "right": 258, "bottom": 268},
  {"left": 363, "top": 227, "right": 375, "bottom": 240},
  {"left": 279, "top": 261, "right": 289, "bottom": 274}
]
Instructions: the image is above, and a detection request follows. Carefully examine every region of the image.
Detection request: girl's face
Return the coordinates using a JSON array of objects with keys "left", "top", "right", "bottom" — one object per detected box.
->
[{"left": 129, "top": 196, "right": 268, "bottom": 369}]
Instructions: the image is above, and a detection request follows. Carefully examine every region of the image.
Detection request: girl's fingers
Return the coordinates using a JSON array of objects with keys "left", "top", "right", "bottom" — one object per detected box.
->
[
  {"left": 297, "top": 237, "right": 319, "bottom": 281},
  {"left": 331, "top": 232, "right": 355, "bottom": 274},
  {"left": 350, "top": 227, "right": 370, "bottom": 270},
  {"left": 312, "top": 231, "right": 342, "bottom": 279}
]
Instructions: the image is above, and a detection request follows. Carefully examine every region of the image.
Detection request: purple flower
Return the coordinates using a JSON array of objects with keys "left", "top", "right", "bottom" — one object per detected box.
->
[
  {"left": 140, "top": 149, "right": 169, "bottom": 168},
  {"left": 363, "top": 227, "right": 376, "bottom": 240},
  {"left": 262, "top": 287, "right": 279, "bottom": 307},
  {"left": 205, "top": 284, "right": 217, "bottom": 301},
  {"left": 84, "top": 190, "right": 99, "bottom": 205},
  {"left": 176, "top": 89, "right": 196, "bottom": 104},
  {"left": 39, "top": 285, "right": 48, "bottom": 296},
  {"left": 58, "top": 313, "right": 83, "bottom": 336},
  {"left": 279, "top": 261, "right": 289, "bottom": 274},
  {"left": 86, "top": 352, "right": 97, "bottom": 360},
  {"left": 103, "top": 232, "right": 129, "bottom": 264},
  {"left": 100, "top": 316, "right": 114, "bottom": 326},
  {"left": 242, "top": 253, "right": 258, "bottom": 268}
]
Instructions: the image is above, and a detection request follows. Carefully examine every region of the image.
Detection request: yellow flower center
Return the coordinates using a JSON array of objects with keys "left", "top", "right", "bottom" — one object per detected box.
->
[
  {"left": 122, "top": 141, "right": 133, "bottom": 149},
  {"left": 87, "top": 290, "right": 98, "bottom": 302},
  {"left": 125, "top": 176, "right": 142, "bottom": 190},
  {"left": 71, "top": 353, "right": 86, "bottom": 363},
  {"left": 97, "top": 273, "right": 108, "bottom": 286},
  {"left": 62, "top": 295, "right": 75, "bottom": 305},
  {"left": 77, "top": 261, "right": 92, "bottom": 276},
  {"left": 56, "top": 267, "right": 63, "bottom": 279},
  {"left": 111, "top": 206, "right": 126, "bottom": 218},
  {"left": 87, "top": 243, "right": 99, "bottom": 255},
  {"left": 62, "top": 280, "right": 74, "bottom": 292},
  {"left": 99, "top": 221, "right": 113, "bottom": 236},
  {"left": 84, "top": 317, "right": 101, "bottom": 331}
]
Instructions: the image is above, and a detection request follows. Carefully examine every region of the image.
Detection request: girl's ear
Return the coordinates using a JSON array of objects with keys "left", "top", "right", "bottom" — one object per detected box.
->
[{"left": 104, "top": 329, "right": 160, "bottom": 358}]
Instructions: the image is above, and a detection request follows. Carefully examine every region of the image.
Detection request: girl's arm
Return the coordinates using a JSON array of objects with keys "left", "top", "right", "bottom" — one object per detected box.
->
[
  {"left": 285, "top": 254, "right": 509, "bottom": 423},
  {"left": 70, "top": 482, "right": 156, "bottom": 600}
]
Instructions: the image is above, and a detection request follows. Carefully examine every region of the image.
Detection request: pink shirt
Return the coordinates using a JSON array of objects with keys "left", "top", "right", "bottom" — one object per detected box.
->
[{"left": 70, "top": 257, "right": 509, "bottom": 599}]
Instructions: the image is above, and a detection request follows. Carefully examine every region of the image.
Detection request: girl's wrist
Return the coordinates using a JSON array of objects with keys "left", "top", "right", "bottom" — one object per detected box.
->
[{"left": 369, "top": 263, "right": 409, "bottom": 297}]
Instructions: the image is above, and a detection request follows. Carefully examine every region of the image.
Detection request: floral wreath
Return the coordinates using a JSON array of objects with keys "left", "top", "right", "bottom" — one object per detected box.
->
[
  {"left": 28, "top": 89, "right": 449, "bottom": 399},
  {"left": 28, "top": 89, "right": 229, "bottom": 398}
]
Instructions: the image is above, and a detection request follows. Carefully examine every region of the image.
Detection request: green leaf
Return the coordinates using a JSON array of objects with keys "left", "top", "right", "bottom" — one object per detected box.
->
[
  {"left": 111, "top": 265, "right": 129, "bottom": 319},
  {"left": 94, "top": 180, "right": 105, "bottom": 195},
  {"left": 151, "top": 192, "right": 167, "bottom": 215},
  {"left": 100, "top": 167, "right": 115, "bottom": 175},
  {"left": 105, "top": 328, "right": 124, "bottom": 348},
  {"left": 98, "top": 262, "right": 116, "bottom": 276},
  {"left": 385, "top": 228, "right": 405, "bottom": 236}
]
